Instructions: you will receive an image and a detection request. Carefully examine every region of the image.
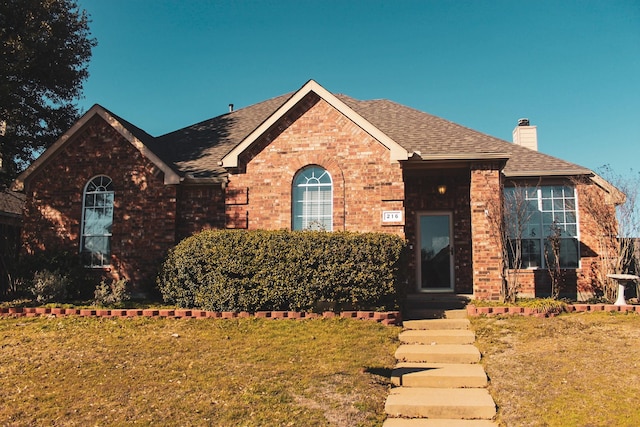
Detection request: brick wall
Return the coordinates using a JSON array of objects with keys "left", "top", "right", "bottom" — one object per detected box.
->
[
  {"left": 176, "top": 184, "right": 225, "bottom": 241},
  {"left": 403, "top": 169, "right": 473, "bottom": 293},
  {"left": 226, "top": 94, "right": 405, "bottom": 234},
  {"left": 22, "top": 116, "right": 177, "bottom": 290},
  {"left": 470, "top": 164, "right": 504, "bottom": 300}
]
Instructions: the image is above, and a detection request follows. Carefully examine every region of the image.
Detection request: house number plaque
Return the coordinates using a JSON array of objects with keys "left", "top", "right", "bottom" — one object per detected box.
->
[{"left": 382, "top": 210, "right": 403, "bottom": 223}]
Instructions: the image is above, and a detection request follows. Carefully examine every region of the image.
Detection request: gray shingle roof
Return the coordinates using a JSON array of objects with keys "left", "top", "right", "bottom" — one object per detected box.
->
[
  {"left": 148, "top": 89, "right": 591, "bottom": 178},
  {"left": 0, "top": 188, "right": 25, "bottom": 217}
]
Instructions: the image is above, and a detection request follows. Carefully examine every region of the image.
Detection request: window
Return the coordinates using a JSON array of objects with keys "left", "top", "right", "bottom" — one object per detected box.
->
[
  {"left": 292, "top": 166, "right": 333, "bottom": 231},
  {"left": 81, "top": 175, "right": 114, "bottom": 267},
  {"left": 504, "top": 185, "right": 579, "bottom": 269}
]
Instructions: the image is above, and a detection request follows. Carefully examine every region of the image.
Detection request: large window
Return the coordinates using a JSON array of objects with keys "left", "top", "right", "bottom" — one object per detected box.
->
[
  {"left": 504, "top": 185, "right": 579, "bottom": 269},
  {"left": 292, "top": 166, "right": 333, "bottom": 231},
  {"left": 81, "top": 175, "right": 114, "bottom": 267}
]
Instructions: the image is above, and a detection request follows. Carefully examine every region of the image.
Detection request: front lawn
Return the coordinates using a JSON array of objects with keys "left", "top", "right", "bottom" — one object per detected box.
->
[
  {"left": 472, "top": 312, "right": 640, "bottom": 426},
  {"left": 0, "top": 317, "right": 399, "bottom": 426}
]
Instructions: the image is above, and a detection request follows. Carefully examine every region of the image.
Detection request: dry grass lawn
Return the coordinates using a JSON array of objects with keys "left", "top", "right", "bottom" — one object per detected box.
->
[
  {"left": 472, "top": 312, "right": 640, "bottom": 427},
  {"left": 0, "top": 317, "right": 399, "bottom": 426}
]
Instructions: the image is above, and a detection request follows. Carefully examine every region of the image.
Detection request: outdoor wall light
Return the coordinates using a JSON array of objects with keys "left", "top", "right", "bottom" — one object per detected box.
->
[{"left": 437, "top": 184, "right": 447, "bottom": 195}]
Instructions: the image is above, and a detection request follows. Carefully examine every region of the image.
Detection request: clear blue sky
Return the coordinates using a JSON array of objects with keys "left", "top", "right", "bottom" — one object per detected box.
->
[{"left": 76, "top": 0, "right": 640, "bottom": 175}]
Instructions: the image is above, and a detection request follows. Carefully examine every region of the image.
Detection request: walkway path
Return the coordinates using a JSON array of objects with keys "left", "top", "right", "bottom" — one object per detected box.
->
[{"left": 383, "top": 309, "right": 497, "bottom": 426}]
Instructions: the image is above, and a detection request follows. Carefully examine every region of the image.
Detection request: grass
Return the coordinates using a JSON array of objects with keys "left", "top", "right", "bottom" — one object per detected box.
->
[
  {"left": 471, "top": 311, "right": 640, "bottom": 427},
  {"left": 0, "top": 317, "right": 400, "bottom": 426}
]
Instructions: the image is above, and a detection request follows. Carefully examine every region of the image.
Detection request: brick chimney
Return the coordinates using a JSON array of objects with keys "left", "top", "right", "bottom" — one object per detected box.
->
[{"left": 512, "top": 118, "right": 537, "bottom": 151}]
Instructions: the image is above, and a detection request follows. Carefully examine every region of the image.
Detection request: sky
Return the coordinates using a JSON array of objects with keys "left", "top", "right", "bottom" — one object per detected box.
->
[{"left": 75, "top": 0, "right": 640, "bottom": 175}]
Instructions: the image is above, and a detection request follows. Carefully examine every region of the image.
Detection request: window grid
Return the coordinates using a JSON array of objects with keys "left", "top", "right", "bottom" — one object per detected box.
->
[
  {"left": 293, "top": 166, "right": 333, "bottom": 231},
  {"left": 506, "top": 185, "right": 579, "bottom": 269},
  {"left": 81, "top": 176, "right": 114, "bottom": 268}
]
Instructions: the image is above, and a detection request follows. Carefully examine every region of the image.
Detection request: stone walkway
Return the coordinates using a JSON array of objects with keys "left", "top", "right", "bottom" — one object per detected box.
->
[{"left": 383, "top": 310, "right": 497, "bottom": 426}]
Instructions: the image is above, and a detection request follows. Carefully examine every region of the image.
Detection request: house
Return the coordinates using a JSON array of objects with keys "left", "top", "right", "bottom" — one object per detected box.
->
[{"left": 11, "top": 80, "right": 622, "bottom": 300}]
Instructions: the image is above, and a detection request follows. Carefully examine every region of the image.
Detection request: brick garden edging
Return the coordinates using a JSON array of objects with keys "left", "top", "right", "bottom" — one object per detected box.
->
[
  {"left": 466, "top": 304, "right": 640, "bottom": 318},
  {"left": 0, "top": 307, "right": 402, "bottom": 326}
]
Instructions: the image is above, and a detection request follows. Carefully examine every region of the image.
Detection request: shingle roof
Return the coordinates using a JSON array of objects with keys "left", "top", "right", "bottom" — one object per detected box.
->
[
  {"left": 335, "top": 95, "right": 590, "bottom": 176},
  {"left": 153, "top": 94, "right": 292, "bottom": 177},
  {"left": 0, "top": 188, "right": 25, "bottom": 217},
  {"left": 150, "top": 87, "right": 590, "bottom": 179}
]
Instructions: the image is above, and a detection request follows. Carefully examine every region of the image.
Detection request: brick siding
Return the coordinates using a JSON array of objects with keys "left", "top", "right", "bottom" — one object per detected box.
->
[
  {"left": 226, "top": 94, "right": 405, "bottom": 234},
  {"left": 21, "top": 116, "right": 177, "bottom": 290}
]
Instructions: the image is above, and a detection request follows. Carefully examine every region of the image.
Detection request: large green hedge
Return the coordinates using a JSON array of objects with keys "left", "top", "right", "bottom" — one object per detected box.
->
[{"left": 157, "top": 229, "right": 407, "bottom": 312}]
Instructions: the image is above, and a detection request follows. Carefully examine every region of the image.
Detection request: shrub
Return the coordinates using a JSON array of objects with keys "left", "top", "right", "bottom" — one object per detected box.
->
[
  {"left": 157, "top": 230, "right": 407, "bottom": 312},
  {"left": 94, "top": 278, "right": 130, "bottom": 307},
  {"left": 17, "top": 250, "right": 92, "bottom": 300},
  {"left": 30, "top": 270, "right": 70, "bottom": 303}
]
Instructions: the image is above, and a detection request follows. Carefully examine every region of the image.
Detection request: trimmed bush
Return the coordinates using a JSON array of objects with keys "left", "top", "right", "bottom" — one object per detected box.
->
[{"left": 157, "top": 230, "right": 407, "bottom": 312}]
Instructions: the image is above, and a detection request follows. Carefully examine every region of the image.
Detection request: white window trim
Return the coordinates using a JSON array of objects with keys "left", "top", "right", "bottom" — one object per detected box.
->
[
  {"left": 292, "top": 166, "right": 333, "bottom": 231},
  {"left": 506, "top": 185, "right": 581, "bottom": 270}
]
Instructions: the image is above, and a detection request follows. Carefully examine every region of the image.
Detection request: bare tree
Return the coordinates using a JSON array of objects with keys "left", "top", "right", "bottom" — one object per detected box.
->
[
  {"left": 485, "top": 178, "right": 536, "bottom": 303},
  {"left": 573, "top": 168, "right": 639, "bottom": 301},
  {"left": 544, "top": 221, "right": 563, "bottom": 299}
]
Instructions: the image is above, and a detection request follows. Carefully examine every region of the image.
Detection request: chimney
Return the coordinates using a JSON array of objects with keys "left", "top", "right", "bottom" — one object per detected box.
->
[
  {"left": 229, "top": 103, "right": 234, "bottom": 112},
  {"left": 512, "top": 118, "right": 537, "bottom": 151}
]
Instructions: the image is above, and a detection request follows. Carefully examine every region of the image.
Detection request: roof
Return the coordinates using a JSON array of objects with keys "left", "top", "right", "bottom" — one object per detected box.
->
[
  {"left": 0, "top": 188, "right": 25, "bottom": 218},
  {"left": 13, "top": 79, "right": 593, "bottom": 189},
  {"left": 153, "top": 80, "right": 590, "bottom": 178}
]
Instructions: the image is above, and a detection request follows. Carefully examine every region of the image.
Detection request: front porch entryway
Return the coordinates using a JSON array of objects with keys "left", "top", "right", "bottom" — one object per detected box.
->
[{"left": 417, "top": 212, "right": 454, "bottom": 292}]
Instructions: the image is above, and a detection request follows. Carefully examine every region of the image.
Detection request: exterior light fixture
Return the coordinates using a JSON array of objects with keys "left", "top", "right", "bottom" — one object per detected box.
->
[{"left": 437, "top": 184, "right": 447, "bottom": 195}]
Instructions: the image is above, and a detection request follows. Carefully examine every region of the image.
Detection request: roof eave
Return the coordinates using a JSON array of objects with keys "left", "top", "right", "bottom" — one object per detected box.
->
[{"left": 502, "top": 169, "right": 592, "bottom": 178}]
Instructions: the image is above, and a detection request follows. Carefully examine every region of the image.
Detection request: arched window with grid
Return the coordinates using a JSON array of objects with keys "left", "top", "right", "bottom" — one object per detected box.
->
[
  {"left": 292, "top": 166, "right": 333, "bottom": 231},
  {"left": 81, "top": 175, "right": 114, "bottom": 267}
]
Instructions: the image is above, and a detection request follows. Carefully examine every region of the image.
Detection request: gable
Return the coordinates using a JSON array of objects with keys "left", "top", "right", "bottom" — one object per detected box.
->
[
  {"left": 12, "top": 105, "right": 180, "bottom": 191},
  {"left": 220, "top": 80, "right": 409, "bottom": 169}
]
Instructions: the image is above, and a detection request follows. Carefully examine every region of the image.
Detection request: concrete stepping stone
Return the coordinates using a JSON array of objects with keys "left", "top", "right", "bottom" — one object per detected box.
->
[
  {"left": 395, "top": 344, "right": 481, "bottom": 364},
  {"left": 391, "top": 362, "right": 488, "bottom": 388},
  {"left": 403, "top": 318, "right": 470, "bottom": 330},
  {"left": 399, "top": 329, "right": 475, "bottom": 345},
  {"left": 383, "top": 417, "right": 497, "bottom": 426},
  {"left": 385, "top": 387, "right": 496, "bottom": 419}
]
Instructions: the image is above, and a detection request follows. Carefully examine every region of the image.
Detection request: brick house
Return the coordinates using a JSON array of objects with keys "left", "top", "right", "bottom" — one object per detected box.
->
[{"left": 12, "top": 80, "right": 622, "bottom": 300}]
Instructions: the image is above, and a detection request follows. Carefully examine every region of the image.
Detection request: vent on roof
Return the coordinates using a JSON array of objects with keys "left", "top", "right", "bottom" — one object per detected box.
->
[
  {"left": 229, "top": 104, "right": 234, "bottom": 112},
  {"left": 513, "top": 119, "right": 538, "bottom": 151}
]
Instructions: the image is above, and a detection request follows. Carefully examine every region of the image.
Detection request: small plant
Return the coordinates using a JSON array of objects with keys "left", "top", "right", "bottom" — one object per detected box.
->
[
  {"left": 94, "top": 278, "right": 130, "bottom": 307},
  {"left": 30, "top": 270, "right": 70, "bottom": 303}
]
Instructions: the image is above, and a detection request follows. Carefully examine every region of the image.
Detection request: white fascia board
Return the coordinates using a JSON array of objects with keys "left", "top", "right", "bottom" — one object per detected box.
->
[
  {"left": 96, "top": 109, "right": 180, "bottom": 185},
  {"left": 12, "top": 105, "right": 180, "bottom": 191},
  {"left": 220, "top": 80, "right": 409, "bottom": 168}
]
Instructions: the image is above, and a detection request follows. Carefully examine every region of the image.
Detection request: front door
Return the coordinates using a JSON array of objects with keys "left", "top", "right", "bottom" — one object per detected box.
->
[{"left": 418, "top": 212, "right": 454, "bottom": 291}]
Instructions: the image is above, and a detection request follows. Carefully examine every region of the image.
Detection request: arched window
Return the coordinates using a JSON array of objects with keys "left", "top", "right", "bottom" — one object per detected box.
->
[
  {"left": 292, "top": 166, "right": 333, "bottom": 231},
  {"left": 81, "top": 175, "right": 114, "bottom": 267}
]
